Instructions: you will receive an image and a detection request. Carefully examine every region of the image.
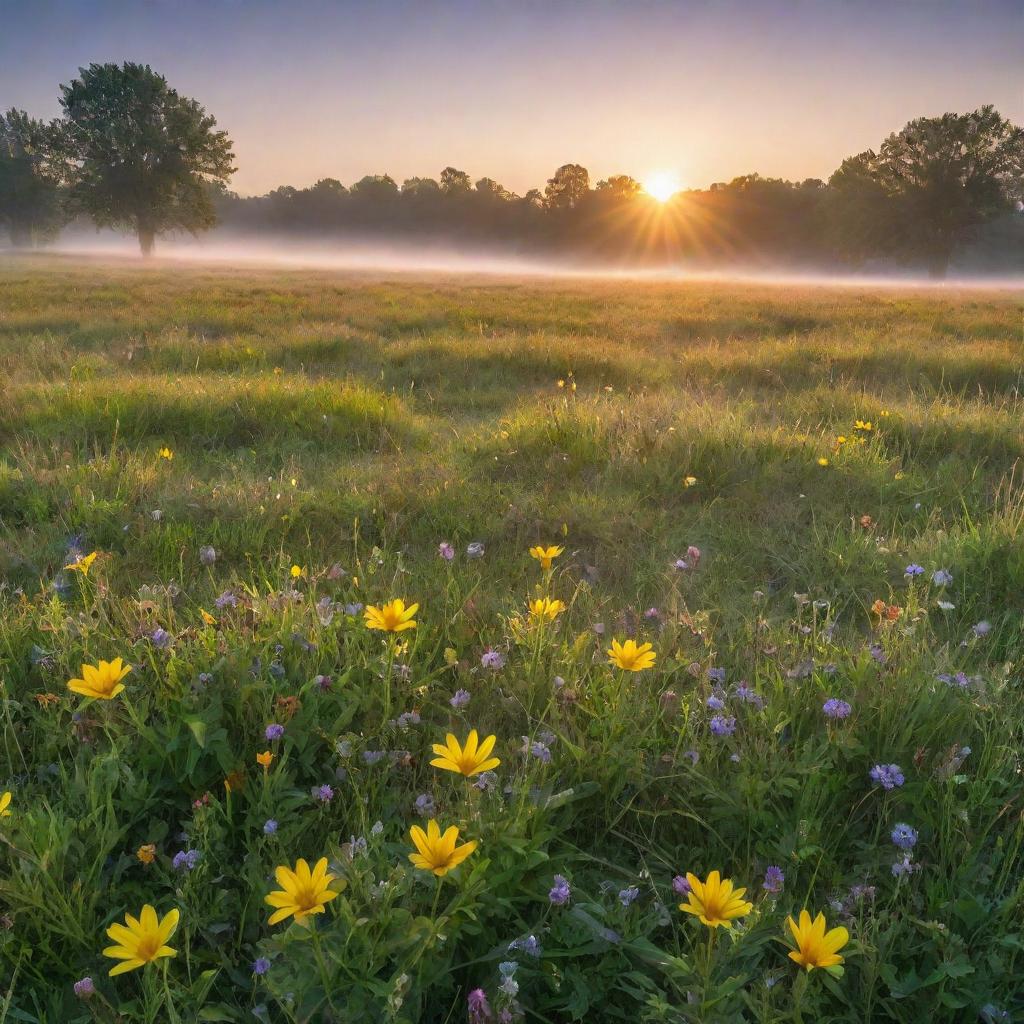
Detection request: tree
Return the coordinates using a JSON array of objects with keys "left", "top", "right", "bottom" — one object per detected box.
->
[
  {"left": 544, "top": 164, "right": 590, "bottom": 209},
  {"left": 595, "top": 174, "right": 642, "bottom": 200},
  {"left": 828, "top": 106, "right": 1024, "bottom": 276},
  {"left": 58, "top": 62, "right": 234, "bottom": 256},
  {"left": 0, "top": 109, "right": 63, "bottom": 246},
  {"left": 439, "top": 167, "right": 472, "bottom": 194}
]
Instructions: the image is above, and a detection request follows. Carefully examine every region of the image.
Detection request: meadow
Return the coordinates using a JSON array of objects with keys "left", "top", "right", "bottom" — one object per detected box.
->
[{"left": 0, "top": 255, "right": 1021, "bottom": 1023}]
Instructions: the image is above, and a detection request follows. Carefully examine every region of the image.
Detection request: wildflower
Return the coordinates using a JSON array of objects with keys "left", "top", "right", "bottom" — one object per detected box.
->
[
  {"left": 672, "top": 875, "right": 691, "bottom": 896},
  {"left": 549, "top": 874, "right": 571, "bottom": 906},
  {"left": 508, "top": 934, "right": 542, "bottom": 957},
  {"left": 73, "top": 976, "right": 94, "bottom": 999},
  {"left": 706, "top": 693, "right": 726, "bottom": 711},
  {"left": 172, "top": 849, "right": 201, "bottom": 871},
  {"left": 65, "top": 551, "right": 98, "bottom": 575},
  {"left": 466, "top": 542, "right": 485, "bottom": 558},
  {"left": 932, "top": 569, "right": 953, "bottom": 586},
  {"left": 263, "top": 819, "right": 278, "bottom": 835},
  {"left": 683, "top": 475, "right": 697, "bottom": 487},
  {"left": 869, "top": 763, "right": 905, "bottom": 790},
  {"left": 786, "top": 910, "right": 849, "bottom": 971},
  {"left": 529, "top": 740, "right": 552, "bottom": 763},
  {"left": 817, "top": 457, "right": 829, "bottom": 467},
  {"left": 854, "top": 420, "right": 872, "bottom": 432},
  {"left": 480, "top": 649, "right": 505, "bottom": 670},
  {"left": 673, "top": 558, "right": 690, "bottom": 570},
  {"left": 936, "top": 599, "right": 955, "bottom": 610},
  {"left": 407, "top": 819, "right": 477, "bottom": 876},
  {"left": 618, "top": 886, "right": 640, "bottom": 907},
  {"left": 150, "top": 627, "right": 172, "bottom": 649},
  {"left": 362, "top": 749, "right": 385, "bottom": 765},
  {"left": 252, "top": 957, "right": 271, "bottom": 976},
  {"left": 265, "top": 857, "right": 340, "bottom": 925},
  {"left": 763, "top": 865, "right": 785, "bottom": 895},
  {"left": 678, "top": 871, "right": 752, "bottom": 928},
  {"left": 891, "top": 823, "right": 918, "bottom": 850},
  {"left": 200, "top": 608, "right": 216, "bottom": 626},
  {"left": 474, "top": 770, "right": 498, "bottom": 791},
  {"left": 687, "top": 545, "right": 702, "bottom": 565},
  {"left": 102, "top": 905, "right": 179, "bottom": 975},
  {"left": 823, "top": 698, "right": 852, "bottom": 720},
  {"left": 438, "top": 542, "right": 455, "bottom": 561},
  {"left": 396, "top": 710, "right": 421, "bottom": 728},
  {"left": 265, "top": 723, "right": 285, "bottom": 742},
  {"left": 450, "top": 688, "right": 472, "bottom": 709},
  {"left": 67, "top": 658, "right": 131, "bottom": 700},
  {"left": 414, "top": 793, "right": 436, "bottom": 816},
  {"left": 431, "top": 730, "right": 500, "bottom": 777},
  {"left": 468, "top": 988, "right": 492, "bottom": 1024},
  {"left": 709, "top": 715, "right": 737, "bottom": 738},
  {"left": 312, "top": 784, "right": 334, "bottom": 803},
  {"left": 343, "top": 602, "right": 364, "bottom": 616},
  {"left": 707, "top": 667, "right": 726, "bottom": 684},
  {"left": 606, "top": 639, "right": 656, "bottom": 672},
  {"left": 0, "top": 791, "right": 11, "bottom": 818},
  {"left": 136, "top": 844, "right": 157, "bottom": 864},
  {"left": 364, "top": 599, "right": 418, "bottom": 632},
  {"left": 158, "top": 446, "right": 174, "bottom": 460},
  {"left": 290, "top": 564, "right": 305, "bottom": 579},
  {"left": 891, "top": 855, "right": 916, "bottom": 878},
  {"left": 528, "top": 597, "right": 565, "bottom": 621},
  {"left": 199, "top": 545, "right": 216, "bottom": 566},
  {"left": 904, "top": 564, "right": 924, "bottom": 577},
  {"left": 215, "top": 590, "right": 238, "bottom": 609},
  {"left": 972, "top": 620, "right": 991, "bottom": 637},
  {"left": 529, "top": 545, "right": 564, "bottom": 570}
]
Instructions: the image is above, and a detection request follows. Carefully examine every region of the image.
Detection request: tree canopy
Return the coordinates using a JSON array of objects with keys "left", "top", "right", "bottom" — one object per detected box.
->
[{"left": 0, "top": 109, "right": 63, "bottom": 246}]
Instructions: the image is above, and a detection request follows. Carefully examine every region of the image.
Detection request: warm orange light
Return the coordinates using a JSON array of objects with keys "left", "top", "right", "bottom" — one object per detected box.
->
[{"left": 643, "top": 171, "right": 681, "bottom": 203}]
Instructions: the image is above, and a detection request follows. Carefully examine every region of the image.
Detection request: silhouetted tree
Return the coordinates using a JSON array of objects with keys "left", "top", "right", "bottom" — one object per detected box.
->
[
  {"left": 595, "top": 175, "right": 643, "bottom": 199},
  {"left": 440, "top": 167, "right": 472, "bottom": 194},
  {"left": 545, "top": 164, "right": 590, "bottom": 208},
  {"left": 829, "top": 106, "right": 1024, "bottom": 276},
  {"left": 0, "top": 108, "right": 63, "bottom": 246},
  {"left": 58, "top": 62, "right": 234, "bottom": 255}
]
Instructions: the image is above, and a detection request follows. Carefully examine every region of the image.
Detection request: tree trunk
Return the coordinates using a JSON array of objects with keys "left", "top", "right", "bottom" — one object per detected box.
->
[{"left": 138, "top": 224, "right": 155, "bottom": 257}]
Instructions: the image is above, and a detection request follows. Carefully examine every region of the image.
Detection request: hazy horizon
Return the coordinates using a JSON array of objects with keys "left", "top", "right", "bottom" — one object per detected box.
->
[{"left": 2, "top": 0, "right": 1022, "bottom": 196}]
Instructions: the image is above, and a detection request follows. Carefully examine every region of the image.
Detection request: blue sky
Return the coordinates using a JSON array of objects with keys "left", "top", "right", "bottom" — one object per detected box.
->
[{"left": 2, "top": 0, "right": 1020, "bottom": 195}]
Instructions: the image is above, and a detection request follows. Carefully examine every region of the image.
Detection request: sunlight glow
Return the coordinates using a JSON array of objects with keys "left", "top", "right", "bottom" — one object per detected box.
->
[{"left": 643, "top": 171, "right": 681, "bottom": 203}]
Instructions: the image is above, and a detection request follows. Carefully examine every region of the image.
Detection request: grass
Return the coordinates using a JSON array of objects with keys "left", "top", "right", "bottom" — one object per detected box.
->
[{"left": 0, "top": 254, "right": 1021, "bottom": 1023}]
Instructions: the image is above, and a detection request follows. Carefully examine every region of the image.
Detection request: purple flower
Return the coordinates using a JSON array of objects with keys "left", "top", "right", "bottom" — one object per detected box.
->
[
  {"left": 707, "top": 667, "right": 726, "bottom": 685},
  {"left": 438, "top": 541, "right": 455, "bottom": 561},
  {"left": 762, "top": 865, "right": 785, "bottom": 895},
  {"left": 199, "top": 545, "right": 217, "bottom": 566},
  {"left": 643, "top": 607, "right": 661, "bottom": 620},
  {"left": 362, "top": 750, "right": 386, "bottom": 765},
  {"left": 315, "top": 674, "right": 332, "bottom": 691},
  {"left": 150, "top": 627, "right": 171, "bottom": 649},
  {"left": 904, "top": 564, "right": 924, "bottom": 577},
  {"left": 932, "top": 569, "right": 953, "bottom": 586},
  {"left": 214, "top": 589, "right": 237, "bottom": 609},
  {"left": 869, "top": 643, "right": 887, "bottom": 665},
  {"left": 252, "top": 957, "right": 271, "bottom": 976},
  {"left": 414, "top": 793, "right": 435, "bottom": 816},
  {"left": 709, "top": 715, "right": 736, "bottom": 737},
  {"left": 508, "top": 934, "right": 541, "bottom": 957},
  {"left": 673, "top": 558, "right": 690, "bottom": 571},
  {"left": 474, "top": 770, "right": 497, "bottom": 791},
  {"left": 265, "top": 723, "right": 284, "bottom": 741},
  {"left": 450, "top": 688, "right": 471, "bottom": 709},
  {"left": 870, "top": 763, "right": 905, "bottom": 790},
  {"left": 972, "top": 620, "right": 991, "bottom": 637},
  {"left": 891, "top": 855, "right": 916, "bottom": 878},
  {"left": 672, "top": 874, "right": 691, "bottom": 895},
  {"left": 73, "top": 977, "right": 94, "bottom": 999},
  {"left": 549, "top": 874, "right": 571, "bottom": 905},
  {"left": 683, "top": 749, "right": 700, "bottom": 765},
  {"left": 396, "top": 710, "right": 421, "bottom": 728},
  {"left": 343, "top": 602, "right": 364, "bottom": 616},
  {"left": 734, "top": 683, "right": 764, "bottom": 709},
  {"left": 467, "top": 988, "right": 492, "bottom": 1023},
  {"left": 891, "top": 823, "right": 918, "bottom": 850},
  {"left": 706, "top": 693, "right": 726, "bottom": 711},
  {"left": 480, "top": 649, "right": 505, "bottom": 670},
  {"left": 313, "top": 784, "right": 334, "bottom": 803},
  {"left": 618, "top": 886, "right": 640, "bottom": 907},
  {"left": 263, "top": 819, "right": 278, "bottom": 835},
  {"left": 172, "top": 849, "right": 201, "bottom": 871},
  {"left": 823, "top": 698, "right": 852, "bottom": 720},
  {"left": 530, "top": 741, "right": 552, "bottom": 763}
]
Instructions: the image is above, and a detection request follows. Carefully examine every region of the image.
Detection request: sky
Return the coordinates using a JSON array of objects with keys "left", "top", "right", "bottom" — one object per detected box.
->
[{"left": 1, "top": 0, "right": 1021, "bottom": 197}]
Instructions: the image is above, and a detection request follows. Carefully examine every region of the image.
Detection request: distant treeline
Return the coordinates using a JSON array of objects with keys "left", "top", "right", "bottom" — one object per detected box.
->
[{"left": 2, "top": 62, "right": 1023, "bottom": 276}]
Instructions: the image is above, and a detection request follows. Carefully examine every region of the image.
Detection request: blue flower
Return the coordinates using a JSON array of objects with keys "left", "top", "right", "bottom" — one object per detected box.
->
[
  {"left": 263, "top": 819, "right": 278, "bottom": 835},
  {"left": 904, "top": 564, "right": 924, "bottom": 577},
  {"left": 709, "top": 715, "right": 736, "bottom": 737},
  {"left": 932, "top": 569, "right": 953, "bottom": 586},
  {"left": 450, "top": 688, "right": 471, "bottom": 709},
  {"left": 265, "top": 723, "right": 285, "bottom": 741},
  {"left": 870, "top": 763, "right": 905, "bottom": 790},
  {"left": 823, "top": 698, "right": 852, "bottom": 720},
  {"left": 618, "top": 886, "right": 640, "bottom": 907},
  {"left": 762, "top": 865, "right": 784, "bottom": 894},
  {"left": 252, "top": 957, "right": 271, "bottom": 976},
  {"left": 890, "top": 823, "right": 918, "bottom": 850},
  {"left": 549, "top": 874, "right": 571, "bottom": 906}
]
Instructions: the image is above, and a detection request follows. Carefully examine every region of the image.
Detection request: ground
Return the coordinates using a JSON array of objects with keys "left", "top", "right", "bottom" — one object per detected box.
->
[{"left": 0, "top": 255, "right": 1021, "bottom": 1022}]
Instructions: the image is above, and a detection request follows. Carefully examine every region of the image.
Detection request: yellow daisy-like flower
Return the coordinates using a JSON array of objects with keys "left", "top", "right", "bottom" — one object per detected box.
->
[
  {"left": 67, "top": 658, "right": 131, "bottom": 700},
  {"left": 103, "top": 904, "right": 179, "bottom": 976},
  {"left": 606, "top": 639, "right": 656, "bottom": 672},
  {"left": 256, "top": 750, "right": 274, "bottom": 769},
  {"left": 65, "top": 551, "right": 98, "bottom": 575},
  {"left": 408, "top": 819, "right": 478, "bottom": 876},
  {"left": 158, "top": 447, "right": 174, "bottom": 460},
  {"left": 854, "top": 420, "right": 873, "bottom": 432},
  {"left": 364, "top": 599, "right": 419, "bottom": 633},
  {"left": 136, "top": 844, "right": 157, "bottom": 864},
  {"left": 529, "top": 545, "right": 564, "bottom": 570},
  {"left": 430, "top": 730, "right": 500, "bottom": 777},
  {"left": 786, "top": 909, "right": 849, "bottom": 971},
  {"left": 290, "top": 564, "right": 305, "bottom": 579},
  {"left": 528, "top": 597, "right": 565, "bottom": 621},
  {"left": 265, "top": 857, "right": 340, "bottom": 926},
  {"left": 0, "top": 791, "right": 11, "bottom": 818},
  {"left": 200, "top": 608, "right": 216, "bottom": 626},
  {"left": 678, "top": 871, "right": 752, "bottom": 928},
  {"left": 683, "top": 475, "right": 698, "bottom": 487},
  {"left": 817, "top": 457, "right": 830, "bottom": 467}
]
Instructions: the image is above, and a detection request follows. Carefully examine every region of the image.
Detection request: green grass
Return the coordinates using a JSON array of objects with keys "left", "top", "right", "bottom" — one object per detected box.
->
[{"left": 0, "top": 255, "right": 1021, "bottom": 1022}]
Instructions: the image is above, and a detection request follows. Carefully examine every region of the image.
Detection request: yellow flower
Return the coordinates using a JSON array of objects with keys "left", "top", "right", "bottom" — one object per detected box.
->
[
  {"left": 136, "top": 844, "right": 157, "bottom": 865},
  {"left": 880, "top": 410, "right": 890, "bottom": 418},
  {"left": 408, "top": 819, "right": 478, "bottom": 876},
  {"left": 678, "top": 870, "right": 752, "bottom": 928},
  {"left": 200, "top": 608, "right": 216, "bottom": 626},
  {"left": 854, "top": 420, "right": 873, "bottom": 432},
  {"left": 683, "top": 475, "right": 698, "bottom": 487},
  {"left": 606, "top": 639, "right": 656, "bottom": 672},
  {"left": 103, "top": 905, "right": 179, "bottom": 976},
  {"left": 256, "top": 750, "right": 274, "bottom": 769},
  {"left": 65, "top": 551, "right": 98, "bottom": 575},
  {"left": 67, "top": 658, "right": 131, "bottom": 700},
  {"left": 528, "top": 597, "right": 565, "bottom": 621},
  {"left": 290, "top": 564, "right": 305, "bottom": 579},
  {"left": 158, "top": 447, "right": 174, "bottom": 460},
  {"left": 430, "top": 730, "right": 501, "bottom": 777},
  {"left": 265, "top": 857, "right": 340, "bottom": 926},
  {"left": 817, "top": 457, "right": 830, "bottom": 467},
  {"left": 529, "top": 545, "right": 564, "bottom": 570},
  {"left": 836, "top": 435, "right": 847, "bottom": 444},
  {"left": 364, "top": 599, "right": 419, "bottom": 632},
  {"left": 786, "top": 909, "right": 849, "bottom": 971},
  {"left": 0, "top": 791, "right": 11, "bottom": 818}
]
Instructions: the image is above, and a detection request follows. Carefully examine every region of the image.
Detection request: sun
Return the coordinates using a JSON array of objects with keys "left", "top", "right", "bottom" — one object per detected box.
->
[{"left": 643, "top": 171, "right": 681, "bottom": 203}]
